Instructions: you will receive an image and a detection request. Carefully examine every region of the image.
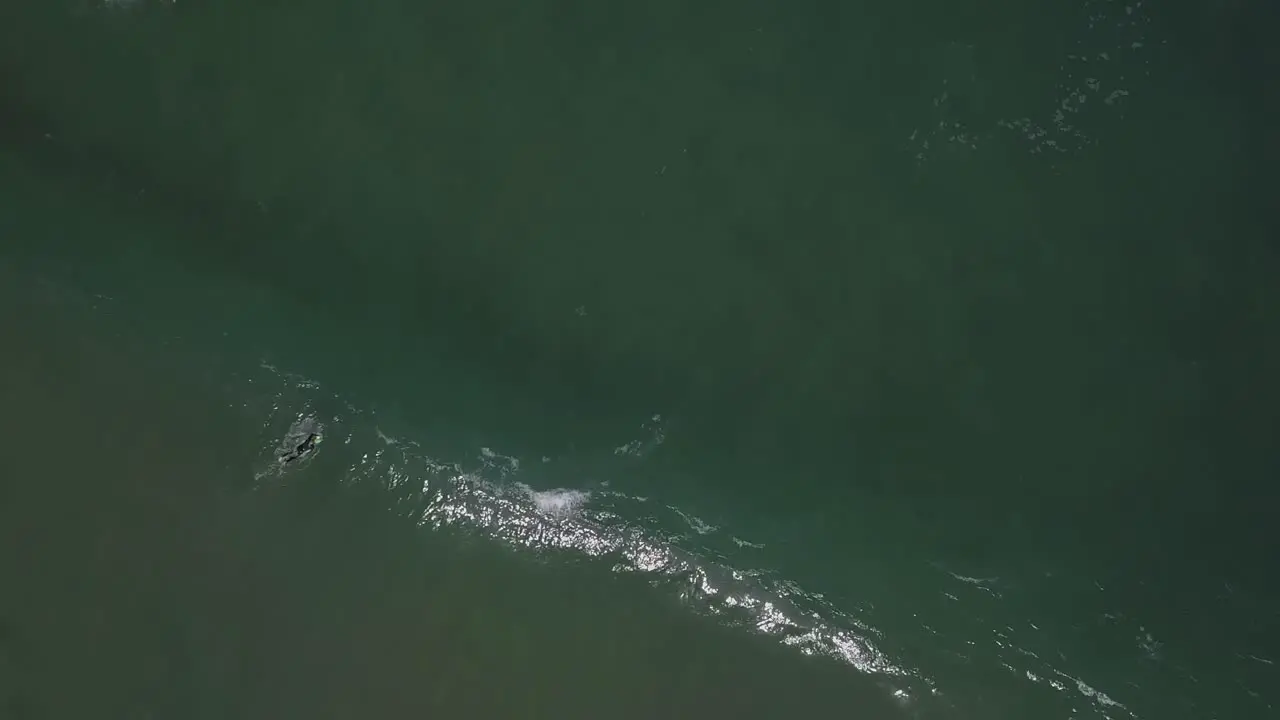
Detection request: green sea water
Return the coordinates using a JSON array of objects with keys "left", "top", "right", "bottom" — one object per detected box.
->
[{"left": 2, "top": 1, "right": 1277, "bottom": 718}]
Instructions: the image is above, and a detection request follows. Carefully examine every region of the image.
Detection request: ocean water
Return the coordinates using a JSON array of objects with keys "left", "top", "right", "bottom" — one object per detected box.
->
[{"left": 2, "top": 1, "right": 1278, "bottom": 719}]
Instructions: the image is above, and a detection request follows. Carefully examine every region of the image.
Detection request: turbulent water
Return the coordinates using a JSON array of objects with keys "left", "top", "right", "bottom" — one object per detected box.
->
[{"left": 253, "top": 380, "right": 919, "bottom": 677}]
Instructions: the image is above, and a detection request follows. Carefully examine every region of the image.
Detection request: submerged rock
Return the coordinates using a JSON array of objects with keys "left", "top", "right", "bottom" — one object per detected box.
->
[{"left": 274, "top": 415, "right": 324, "bottom": 468}]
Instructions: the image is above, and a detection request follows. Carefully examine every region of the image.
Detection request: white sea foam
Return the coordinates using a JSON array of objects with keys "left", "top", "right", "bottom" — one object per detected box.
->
[{"left": 524, "top": 486, "right": 591, "bottom": 518}]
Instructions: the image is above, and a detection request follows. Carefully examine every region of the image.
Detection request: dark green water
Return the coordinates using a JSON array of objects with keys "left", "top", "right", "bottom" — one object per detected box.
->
[{"left": 2, "top": 1, "right": 1277, "bottom": 718}]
